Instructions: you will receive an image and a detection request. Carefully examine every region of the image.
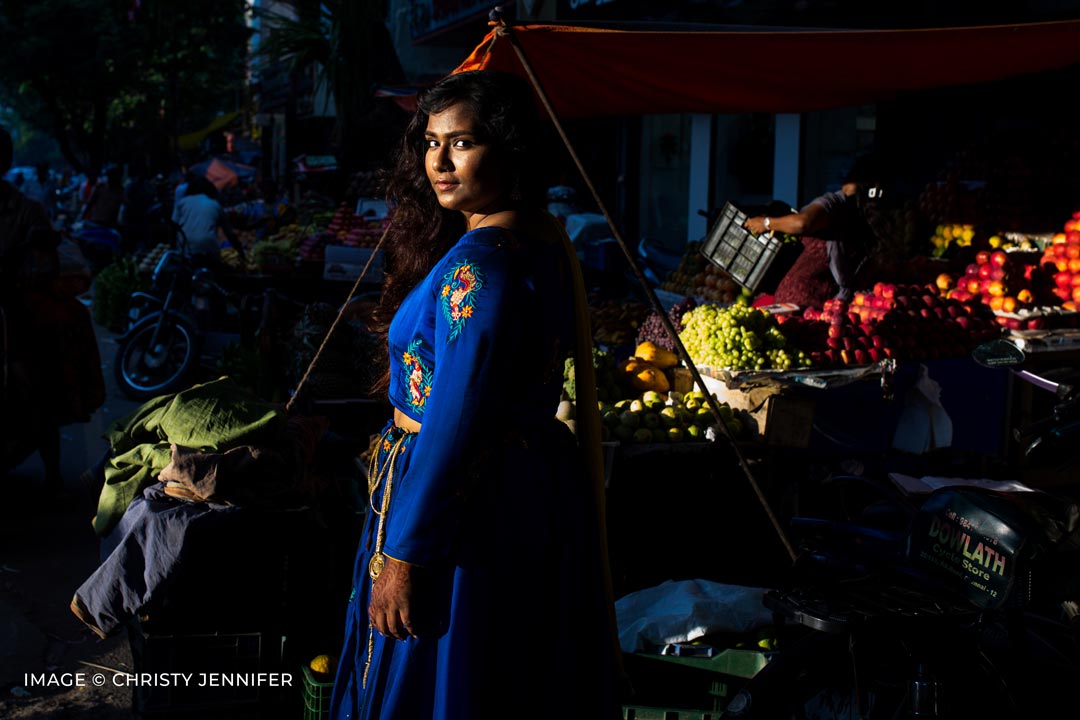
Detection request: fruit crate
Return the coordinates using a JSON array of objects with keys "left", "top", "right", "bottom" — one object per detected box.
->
[
  {"left": 302, "top": 665, "right": 334, "bottom": 719},
  {"left": 699, "top": 202, "right": 783, "bottom": 293}
]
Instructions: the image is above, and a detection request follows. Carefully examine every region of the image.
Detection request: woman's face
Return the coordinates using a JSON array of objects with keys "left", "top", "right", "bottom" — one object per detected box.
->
[{"left": 424, "top": 102, "right": 507, "bottom": 219}]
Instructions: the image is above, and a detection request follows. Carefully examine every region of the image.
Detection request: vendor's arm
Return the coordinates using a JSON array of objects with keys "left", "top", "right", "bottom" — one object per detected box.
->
[{"left": 745, "top": 200, "right": 831, "bottom": 237}]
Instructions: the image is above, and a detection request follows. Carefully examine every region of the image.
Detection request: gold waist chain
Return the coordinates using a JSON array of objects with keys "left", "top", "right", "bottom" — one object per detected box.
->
[{"left": 362, "top": 426, "right": 412, "bottom": 689}]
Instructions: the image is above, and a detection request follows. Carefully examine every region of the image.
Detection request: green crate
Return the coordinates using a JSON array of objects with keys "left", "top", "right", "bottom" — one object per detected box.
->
[
  {"left": 302, "top": 665, "right": 334, "bottom": 719},
  {"left": 623, "top": 648, "right": 770, "bottom": 714}
]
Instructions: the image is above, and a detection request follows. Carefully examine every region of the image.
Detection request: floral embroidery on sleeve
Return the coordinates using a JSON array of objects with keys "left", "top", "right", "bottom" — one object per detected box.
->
[
  {"left": 401, "top": 339, "right": 433, "bottom": 414},
  {"left": 441, "top": 259, "right": 484, "bottom": 343}
]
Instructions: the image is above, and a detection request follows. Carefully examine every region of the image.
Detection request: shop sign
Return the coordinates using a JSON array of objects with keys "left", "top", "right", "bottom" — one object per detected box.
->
[{"left": 910, "top": 489, "right": 1025, "bottom": 610}]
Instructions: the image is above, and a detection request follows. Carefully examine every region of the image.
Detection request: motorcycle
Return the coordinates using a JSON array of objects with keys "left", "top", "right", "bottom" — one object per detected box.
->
[{"left": 112, "top": 219, "right": 265, "bottom": 401}]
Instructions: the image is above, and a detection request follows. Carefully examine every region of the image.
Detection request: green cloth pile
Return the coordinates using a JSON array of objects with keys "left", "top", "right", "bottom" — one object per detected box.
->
[{"left": 94, "top": 377, "right": 287, "bottom": 537}]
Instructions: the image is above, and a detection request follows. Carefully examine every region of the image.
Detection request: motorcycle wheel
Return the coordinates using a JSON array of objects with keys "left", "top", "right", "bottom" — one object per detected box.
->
[{"left": 113, "top": 315, "right": 201, "bottom": 401}]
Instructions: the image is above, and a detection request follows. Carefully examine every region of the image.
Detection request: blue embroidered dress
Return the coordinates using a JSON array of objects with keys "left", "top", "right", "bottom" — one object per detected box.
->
[{"left": 330, "top": 226, "right": 619, "bottom": 719}]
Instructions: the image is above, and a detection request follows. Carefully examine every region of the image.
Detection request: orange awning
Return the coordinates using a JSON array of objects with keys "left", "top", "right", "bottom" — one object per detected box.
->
[{"left": 453, "top": 20, "right": 1080, "bottom": 117}]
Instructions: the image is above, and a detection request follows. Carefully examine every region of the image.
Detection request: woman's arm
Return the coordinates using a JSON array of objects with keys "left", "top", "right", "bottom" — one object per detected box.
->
[{"left": 371, "top": 242, "right": 517, "bottom": 638}]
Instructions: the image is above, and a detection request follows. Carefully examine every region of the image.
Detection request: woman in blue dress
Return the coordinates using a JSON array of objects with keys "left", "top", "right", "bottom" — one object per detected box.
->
[{"left": 329, "top": 70, "right": 622, "bottom": 719}]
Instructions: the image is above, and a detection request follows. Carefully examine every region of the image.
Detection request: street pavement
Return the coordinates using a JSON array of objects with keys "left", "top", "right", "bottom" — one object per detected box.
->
[{"left": 1, "top": 310, "right": 142, "bottom": 719}]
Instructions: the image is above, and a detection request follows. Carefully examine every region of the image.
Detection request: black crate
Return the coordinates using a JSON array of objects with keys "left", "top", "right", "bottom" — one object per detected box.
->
[
  {"left": 700, "top": 202, "right": 783, "bottom": 293},
  {"left": 128, "top": 626, "right": 288, "bottom": 718}
]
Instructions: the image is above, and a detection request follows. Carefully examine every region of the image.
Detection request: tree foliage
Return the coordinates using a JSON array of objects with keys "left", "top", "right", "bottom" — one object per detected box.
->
[
  {"left": 0, "top": 0, "right": 250, "bottom": 176},
  {"left": 253, "top": 0, "right": 406, "bottom": 175}
]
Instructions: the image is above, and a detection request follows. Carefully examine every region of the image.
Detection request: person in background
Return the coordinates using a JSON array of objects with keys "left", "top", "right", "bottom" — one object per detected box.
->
[
  {"left": 328, "top": 70, "right": 622, "bottom": 720},
  {"left": 170, "top": 174, "right": 246, "bottom": 267},
  {"left": 1, "top": 127, "right": 104, "bottom": 496},
  {"left": 23, "top": 161, "right": 57, "bottom": 221},
  {"left": 82, "top": 166, "right": 126, "bottom": 229},
  {"left": 172, "top": 165, "right": 194, "bottom": 209},
  {"left": 744, "top": 153, "right": 892, "bottom": 308},
  {"left": 121, "top": 161, "right": 156, "bottom": 253}
]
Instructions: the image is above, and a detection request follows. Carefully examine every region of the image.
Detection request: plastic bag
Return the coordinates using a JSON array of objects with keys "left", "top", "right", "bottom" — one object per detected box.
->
[
  {"left": 891, "top": 363, "right": 953, "bottom": 454},
  {"left": 614, "top": 578, "right": 773, "bottom": 654}
]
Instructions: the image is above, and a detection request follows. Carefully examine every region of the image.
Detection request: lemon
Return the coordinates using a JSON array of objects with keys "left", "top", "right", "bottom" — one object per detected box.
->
[{"left": 309, "top": 654, "right": 337, "bottom": 676}]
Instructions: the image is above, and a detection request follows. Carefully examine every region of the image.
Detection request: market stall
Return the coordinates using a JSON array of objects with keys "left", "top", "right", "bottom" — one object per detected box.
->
[
  {"left": 452, "top": 13, "right": 1080, "bottom": 469},
  {"left": 449, "top": 16, "right": 1080, "bottom": 714}
]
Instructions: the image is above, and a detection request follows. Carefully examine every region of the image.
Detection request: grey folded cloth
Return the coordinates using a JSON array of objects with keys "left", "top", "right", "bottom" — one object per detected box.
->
[{"left": 158, "top": 442, "right": 295, "bottom": 505}]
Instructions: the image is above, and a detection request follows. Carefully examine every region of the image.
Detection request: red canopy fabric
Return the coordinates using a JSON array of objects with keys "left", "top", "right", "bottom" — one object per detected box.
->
[{"left": 453, "top": 20, "right": 1080, "bottom": 117}]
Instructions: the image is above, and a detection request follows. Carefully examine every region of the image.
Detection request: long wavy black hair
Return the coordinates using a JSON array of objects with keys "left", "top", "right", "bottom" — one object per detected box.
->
[{"left": 369, "top": 70, "right": 545, "bottom": 396}]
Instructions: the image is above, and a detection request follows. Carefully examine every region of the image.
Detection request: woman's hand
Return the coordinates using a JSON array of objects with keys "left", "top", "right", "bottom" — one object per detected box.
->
[{"left": 369, "top": 555, "right": 419, "bottom": 641}]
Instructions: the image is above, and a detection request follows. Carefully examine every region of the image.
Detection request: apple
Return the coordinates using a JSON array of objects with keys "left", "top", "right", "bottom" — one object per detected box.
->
[
  {"left": 990, "top": 251, "right": 1009, "bottom": 268},
  {"left": 976, "top": 250, "right": 992, "bottom": 265},
  {"left": 1055, "top": 271, "right": 1074, "bottom": 289},
  {"left": 989, "top": 266, "right": 1007, "bottom": 282},
  {"left": 978, "top": 264, "right": 993, "bottom": 280},
  {"left": 854, "top": 349, "right": 868, "bottom": 364},
  {"left": 965, "top": 263, "right": 980, "bottom": 277},
  {"left": 935, "top": 273, "right": 955, "bottom": 292}
]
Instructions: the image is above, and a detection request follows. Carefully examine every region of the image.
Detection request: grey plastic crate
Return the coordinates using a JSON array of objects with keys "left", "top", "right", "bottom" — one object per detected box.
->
[{"left": 700, "top": 202, "right": 783, "bottom": 293}]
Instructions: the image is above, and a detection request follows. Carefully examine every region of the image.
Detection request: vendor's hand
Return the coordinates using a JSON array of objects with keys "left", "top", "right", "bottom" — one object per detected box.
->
[
  {"left": 745, "top": 216, "right": 768, "bottom": 235},
  {"left": 369, "top": 555, "right": 419, "bottom": 641}
]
